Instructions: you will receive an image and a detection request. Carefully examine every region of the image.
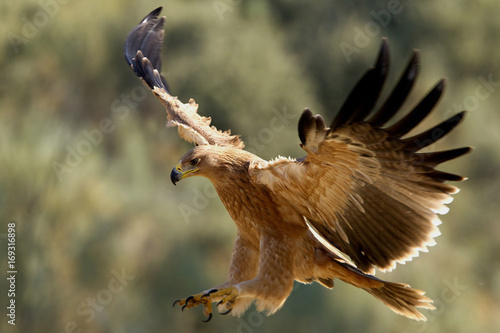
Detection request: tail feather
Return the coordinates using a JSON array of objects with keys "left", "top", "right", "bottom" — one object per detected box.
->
[
  {"left": 363, "top": 281, "right": 435, "bottom": 321},
  {"left": 320, "top": 249, "right": 434, "bottom": 321}
]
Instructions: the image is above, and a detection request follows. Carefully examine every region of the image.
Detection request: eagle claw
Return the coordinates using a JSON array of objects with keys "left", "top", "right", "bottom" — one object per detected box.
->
[
  {"left": 202, "top": 313, "right": 212, "bottom": 322},
  {"left": 220, "top": 308, "right": 232, "bottom": 315},
  {"left": 173, "top": 286, "right": 239, "bottom": 320},
  {"left": 202, "top": 289, "right": 218, "bottom": 299}
]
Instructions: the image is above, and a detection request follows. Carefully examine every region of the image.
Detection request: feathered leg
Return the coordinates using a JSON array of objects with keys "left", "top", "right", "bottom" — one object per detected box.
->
[
  {"left": 227, "top": 231, "right": 297, "bottom": 315},
  {"left": 174, "top": 231, "right": 297, "bottom": 320},
  {"left": 173, "top": 233, "right": 259, "bottom": 320}
]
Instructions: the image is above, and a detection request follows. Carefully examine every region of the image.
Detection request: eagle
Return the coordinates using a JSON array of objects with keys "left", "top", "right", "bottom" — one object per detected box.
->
[{"left": 124, "top": 7, "right": 471, "bottom": 322}]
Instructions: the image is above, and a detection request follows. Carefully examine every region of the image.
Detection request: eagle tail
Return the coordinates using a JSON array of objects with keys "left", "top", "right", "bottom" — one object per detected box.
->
[
  {"left": 319, "top": 248, "right": 434, "bottom": 320},
  {"left": 362, "top": 281, "right": 435, "bottom": 321}
]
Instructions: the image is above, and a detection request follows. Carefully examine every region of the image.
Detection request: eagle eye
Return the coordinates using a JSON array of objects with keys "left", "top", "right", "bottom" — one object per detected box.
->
[{"left": 189, "top": 158, "right": 199, "bottom": 166}]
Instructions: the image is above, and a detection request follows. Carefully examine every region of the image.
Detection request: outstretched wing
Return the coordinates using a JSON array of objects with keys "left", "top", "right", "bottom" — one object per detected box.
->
[
  {"left": 124, "top": 7, "right": 244, "bottom": 149},
  {"left": 250, "top": 39, "right": 471, "bottom": 274}
]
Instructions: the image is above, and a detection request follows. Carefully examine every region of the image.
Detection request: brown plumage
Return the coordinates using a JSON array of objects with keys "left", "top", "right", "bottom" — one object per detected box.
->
[{"left": 124, "top": 7, "right": 471, "bottom": 321}]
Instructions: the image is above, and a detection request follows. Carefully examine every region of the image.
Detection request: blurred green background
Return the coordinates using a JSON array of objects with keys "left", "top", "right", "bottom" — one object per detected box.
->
[{"left": 1, "top": 0, "right": 499, "bottom": 332}]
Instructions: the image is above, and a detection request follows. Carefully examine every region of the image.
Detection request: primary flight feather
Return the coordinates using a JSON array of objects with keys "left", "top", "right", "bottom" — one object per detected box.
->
[{"left": 124, "top": 7, "right": 471, "bottom": 321}]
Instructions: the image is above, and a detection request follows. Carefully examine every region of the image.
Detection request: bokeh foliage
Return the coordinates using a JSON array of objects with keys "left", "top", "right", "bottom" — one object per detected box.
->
[{"left": 1, "top": 0, "right": 499, "bottom": 332}]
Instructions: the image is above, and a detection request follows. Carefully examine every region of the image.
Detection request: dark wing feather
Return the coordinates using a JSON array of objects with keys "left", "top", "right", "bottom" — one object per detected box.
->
[
  {"left": 367, "top": 50, "right": 419, "bottom": 127},
  {"left": 124, "top": 7, "right": 169, "bottom": 92},
  {"left": 330, "top": 39, "right": 389, "bottom": 131},
  {"left": 253, "top": 40, "right": 471, "bottom": 273},
  {"left": 298, "top": 108, "right": 327, "bottom": 150},
  {"left": 123, "top": 8, "right": 244, "bottom": 149},
  {"left": 413, "top": 147, "right": 471, "bottom": 168},
  {"left": 402, "top": 111, "right": 466, "bottom": 151},
  {"left": 385, "top": 79, "right": 446, "bottom": 137}
]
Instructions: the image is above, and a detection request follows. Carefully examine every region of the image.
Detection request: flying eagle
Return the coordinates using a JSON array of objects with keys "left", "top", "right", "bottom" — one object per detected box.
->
[{"left": 124, "top": 7, "right": 471, "bottom": 322}]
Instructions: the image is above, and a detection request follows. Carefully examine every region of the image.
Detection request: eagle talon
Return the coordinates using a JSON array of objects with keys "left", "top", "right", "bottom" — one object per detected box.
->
[
  {"left": 202, "top": 289, "right": 217, "bottom": 299},
  {"left": 173, "top": 286, "right": 239, "bottom": 319},
  {"left": 172, "top": 299, "right": 181, "bottom": 307},
  {"left": 220, "top": 308, "right": 232, "bottom": 315},
  {"left": 202, "top": 313, "right": 212, "bottom": 322}
]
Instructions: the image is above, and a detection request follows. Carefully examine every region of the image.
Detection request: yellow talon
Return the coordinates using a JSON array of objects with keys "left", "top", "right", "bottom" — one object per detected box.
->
[{"left": 173, "top": 286, "right": 239, "bottom": 320}]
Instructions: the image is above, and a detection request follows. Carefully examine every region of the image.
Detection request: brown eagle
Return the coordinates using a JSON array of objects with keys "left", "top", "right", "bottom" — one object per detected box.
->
[{"left": 124, "top": 7, "right": 471, "bottom": 322}]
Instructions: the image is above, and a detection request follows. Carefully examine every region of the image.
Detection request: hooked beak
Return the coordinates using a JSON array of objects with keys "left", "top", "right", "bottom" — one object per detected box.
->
[
  {"left": 170, "top": 163, "right": 198, "bottom": 185},
  {"left": 170, "top": 165, "right": 182, "bottom": 186}
]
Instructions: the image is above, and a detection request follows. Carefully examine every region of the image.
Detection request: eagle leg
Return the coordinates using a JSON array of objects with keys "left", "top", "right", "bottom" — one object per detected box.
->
[{"left": 173, "top": 286, "right": 239, "bottom": 321}]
